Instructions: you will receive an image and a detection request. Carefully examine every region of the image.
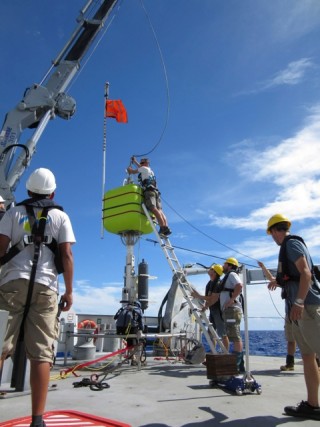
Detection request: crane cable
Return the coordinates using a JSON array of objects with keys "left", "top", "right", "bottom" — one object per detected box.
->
[
  {"left": 68, "top": 0, "right": 170, "bottom": 158},
  {"left": 132, "top": 0, "right": 170, "bottom": 158}
]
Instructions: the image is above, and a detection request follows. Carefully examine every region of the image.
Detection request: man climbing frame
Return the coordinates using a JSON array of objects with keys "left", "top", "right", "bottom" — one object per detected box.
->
[{"left": 127, "top": 156, "right": 171, "bottom": 236}]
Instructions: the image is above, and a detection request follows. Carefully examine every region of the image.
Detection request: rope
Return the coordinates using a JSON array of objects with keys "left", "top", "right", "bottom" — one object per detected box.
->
[{"left": 59, "top": 344, "right": 134, "bottom": 379}]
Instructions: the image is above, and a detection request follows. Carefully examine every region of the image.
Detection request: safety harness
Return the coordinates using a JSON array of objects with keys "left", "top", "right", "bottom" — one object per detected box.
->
[
  {"left": 220, "top": 271, "right": 245, "bottom": 311},
  {"left": 138, "top": 171, "right": 157, "bottom": 192},
  {"left": 6, "top": 199, "right": 62, "bottom": 388},
  {"left": 276, "top": 234, "right": 320, "bottom": 293},
  {"left": 0, "top": 198, "right": 64, "bottom": 273}
]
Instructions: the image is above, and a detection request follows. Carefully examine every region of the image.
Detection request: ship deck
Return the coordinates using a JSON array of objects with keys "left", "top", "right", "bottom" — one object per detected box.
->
[{"left": 0, "top": 354, "right": 319, "bottom": 426}]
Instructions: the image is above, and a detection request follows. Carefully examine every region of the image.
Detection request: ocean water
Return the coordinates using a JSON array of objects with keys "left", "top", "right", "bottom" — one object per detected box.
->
[
  {"left": 203, "top": 330, "right": 301, "bottom": 358},
  {"left": 241, "top": 330, "right": 301, "bottom": 358}
]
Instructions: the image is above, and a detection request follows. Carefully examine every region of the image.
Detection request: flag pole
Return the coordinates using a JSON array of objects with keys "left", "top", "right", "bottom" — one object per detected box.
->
[{"left": 101, "top": 81, "right": 109, "bottom": 238}]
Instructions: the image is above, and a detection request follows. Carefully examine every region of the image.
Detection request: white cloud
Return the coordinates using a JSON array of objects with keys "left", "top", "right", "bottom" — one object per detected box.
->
[
  {"left": 211, "top": 104, "right": 320, "bottom": 234},
  {"left": 238, "top": 58, "right": 314, "bottom": 95},
  {"left": 262, "top": 58, "right": 314, "bottom": 89},
  {"left": 71, "top": 275, "right": 285, "bottom": 330}
]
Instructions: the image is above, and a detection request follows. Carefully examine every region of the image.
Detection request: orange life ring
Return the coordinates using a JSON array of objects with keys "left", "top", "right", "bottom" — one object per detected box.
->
[{"left": 77, "top": 319, "right": 97, "bottom": 330}]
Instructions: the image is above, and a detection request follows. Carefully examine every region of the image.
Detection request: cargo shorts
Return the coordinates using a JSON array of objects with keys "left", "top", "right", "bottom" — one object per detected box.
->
[
  {"left": 223, "top": 307, "right": 242, "bottom": 342},
  {"left": 0, "top": 279, "right": 59, "bottom": 363},
  {"left": 144, "top": 189, "right": 162, "bottom": 211},
  {"left": 284, "top": 316, "right": 295, "bottom": 342},
  {"left": 292, "top": 304, "right": 320, "bottom": 356}
]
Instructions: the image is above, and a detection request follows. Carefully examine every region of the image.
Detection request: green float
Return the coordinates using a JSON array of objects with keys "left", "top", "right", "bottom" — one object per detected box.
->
[{"left": 103, "top": 184, "right": 153, "bottom": 235}]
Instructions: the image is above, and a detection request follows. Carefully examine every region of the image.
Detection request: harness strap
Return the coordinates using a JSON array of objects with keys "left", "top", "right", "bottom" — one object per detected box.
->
[
  {"left": 0, "top": 204, "right": 64, "bottom": 273},
  {"left": 277, "top": 235, "right": 320, "bottom": 293},
  {"left": 17, "top": 206, "right": 50, "bottom": 341},
  {"left": 220, "top": 272, "right": 245, "bottom": 311}
]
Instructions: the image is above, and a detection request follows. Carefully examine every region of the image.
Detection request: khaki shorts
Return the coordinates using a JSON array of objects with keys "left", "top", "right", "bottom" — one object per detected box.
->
[
  {"left": 144, "top": 189, "right": 162, "bottom": 211},
  {"left": 292, "top": 304, "right": 320, "bottom": 356},
  {"left": 223, "top": 307, "right": 242, "bottom": 342},
  {"left": 284, "top": 316, "right": 295, "bottom": 342},
  {"left": 0, "top": 279, "right": 59, "bottom": 363}
]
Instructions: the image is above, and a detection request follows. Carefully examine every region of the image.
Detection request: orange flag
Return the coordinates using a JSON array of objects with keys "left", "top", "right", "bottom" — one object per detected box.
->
[{"left": 105, "top": 100, "right": 128, "bottom": 123}]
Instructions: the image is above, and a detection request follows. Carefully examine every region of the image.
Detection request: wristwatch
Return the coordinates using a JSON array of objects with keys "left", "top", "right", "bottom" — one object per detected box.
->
[{"left": 295, "top": 298, "right": 305, "bottom": 305}]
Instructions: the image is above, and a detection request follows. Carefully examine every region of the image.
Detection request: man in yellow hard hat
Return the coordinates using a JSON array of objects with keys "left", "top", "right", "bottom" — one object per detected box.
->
[
  {"left": 258, "top": 260, "right": 297, "bottom": 372},
  {"left": 191, "top": 264, "right": 229, "bottom": 350},
  {"left": 219, "top": 257, "right": 244, "bottom": 372},
  {"left": 267, "top": 214, "right": 320, "bottom": 420}
]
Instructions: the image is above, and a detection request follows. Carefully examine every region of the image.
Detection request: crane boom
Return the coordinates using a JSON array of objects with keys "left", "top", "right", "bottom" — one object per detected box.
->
[{"left": 0, "top": 0, "right": 118, "bottom": 205}]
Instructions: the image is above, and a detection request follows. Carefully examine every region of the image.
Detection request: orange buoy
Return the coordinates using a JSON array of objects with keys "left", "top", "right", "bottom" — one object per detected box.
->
[{"left": 77, "top": 319, "right": 97, "bottom": 330}]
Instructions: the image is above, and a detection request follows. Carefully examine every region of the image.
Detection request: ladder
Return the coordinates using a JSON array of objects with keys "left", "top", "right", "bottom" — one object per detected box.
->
[{"left": 142, "top": 204, "right": 228, "bottom": 355}]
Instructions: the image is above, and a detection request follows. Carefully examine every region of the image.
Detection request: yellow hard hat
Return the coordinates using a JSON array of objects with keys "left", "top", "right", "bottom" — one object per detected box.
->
[
  {"left": 210, "top": 264, "right": 223, "bottom": 276},
  {"left": 225, "top": 257, "right": 239, "bottom": 267},
  {"left": 266, "top": 214, "right": 291, "bottom": 234}
]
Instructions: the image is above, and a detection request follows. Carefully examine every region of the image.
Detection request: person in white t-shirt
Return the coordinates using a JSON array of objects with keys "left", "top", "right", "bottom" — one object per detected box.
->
[
  {"left": 127, "top": 157, "right": 171, "bottom": 236},
  {"left": 0, "top": 168, "right": 75, "bottom": 427},
  {"left": 220, "top": 257, "right": 244, "bottom": 372}
]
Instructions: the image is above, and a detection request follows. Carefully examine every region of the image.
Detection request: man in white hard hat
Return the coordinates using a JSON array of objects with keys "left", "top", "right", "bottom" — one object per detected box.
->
[
  {"left": 0, "top": 168, "right": 76, "bottom": 427},
  {"left": 0, "top": 196, "right": 6, "bottom": 220}
]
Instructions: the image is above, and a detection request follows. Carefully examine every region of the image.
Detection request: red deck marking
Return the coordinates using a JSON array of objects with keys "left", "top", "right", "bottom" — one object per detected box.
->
[{"left": 0, "top": 410, "right": 131, "bottom": 427}]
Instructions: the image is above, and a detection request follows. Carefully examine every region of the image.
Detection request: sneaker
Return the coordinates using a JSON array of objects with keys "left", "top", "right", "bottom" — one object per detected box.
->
[
  {"left": 284, "top": 401, "right": 320, "bottom": 420},
  {"left": 280, "top": 364, "right": 294, "bottom": 371},
  {"left": 131, "top": 359, "right": 138, "bottom": 366},
  {"left": 30, "top": 422, "right": 46, "bottom": 427},
  {"left": 164, "top": 227, "right": 172, "bottom": 236},
  {"left": 162, "top": 227, "right": 172, "bottom": 236},
  {"left": 159, "top": 226, "right": 171, "bottom": 237},
  {"left": 159, "top": 226, "right": 166, "bottom": 236}
]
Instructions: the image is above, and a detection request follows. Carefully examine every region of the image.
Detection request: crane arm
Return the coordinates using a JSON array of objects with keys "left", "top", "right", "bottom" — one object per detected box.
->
[{"left": 0, "top": 0, "right": 118, "bottom": 205}]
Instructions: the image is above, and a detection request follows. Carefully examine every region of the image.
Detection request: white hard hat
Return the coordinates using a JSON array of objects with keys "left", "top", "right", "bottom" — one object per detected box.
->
[
  {"left": 26, "top": 168, "right": 56, "bottom": 195},
  {"left": 0, "top": 196, "right": 6, "bottom": 203}
]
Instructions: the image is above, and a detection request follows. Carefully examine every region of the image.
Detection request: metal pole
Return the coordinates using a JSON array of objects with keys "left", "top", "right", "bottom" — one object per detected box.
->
[
  {"left": 101, "top": 82, "right": 109, "bottom": 238},
  {"left": 242, "top": 265, "right": 250, "bottom": 373}
]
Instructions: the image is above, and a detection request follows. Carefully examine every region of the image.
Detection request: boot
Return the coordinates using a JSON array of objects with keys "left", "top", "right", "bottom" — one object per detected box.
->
[
  {"left": 234, "top": 351, "right": 245, "bottom": 373},
  {"left": 280, "top": 354, "right": 294, "bottom": 371}
]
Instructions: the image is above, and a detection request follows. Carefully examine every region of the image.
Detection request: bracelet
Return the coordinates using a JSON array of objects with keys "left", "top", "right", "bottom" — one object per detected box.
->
[
  {"left": 295, "top": 298, "right": 305, "bottom": 305},
  {"left": 294, "top": 301, "right": 304, "bottom": 308}
]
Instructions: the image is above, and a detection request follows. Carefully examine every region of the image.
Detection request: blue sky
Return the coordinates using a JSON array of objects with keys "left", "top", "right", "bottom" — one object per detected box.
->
[{"left": 1, "top": 0, "right": 320, "bottom": 330}]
